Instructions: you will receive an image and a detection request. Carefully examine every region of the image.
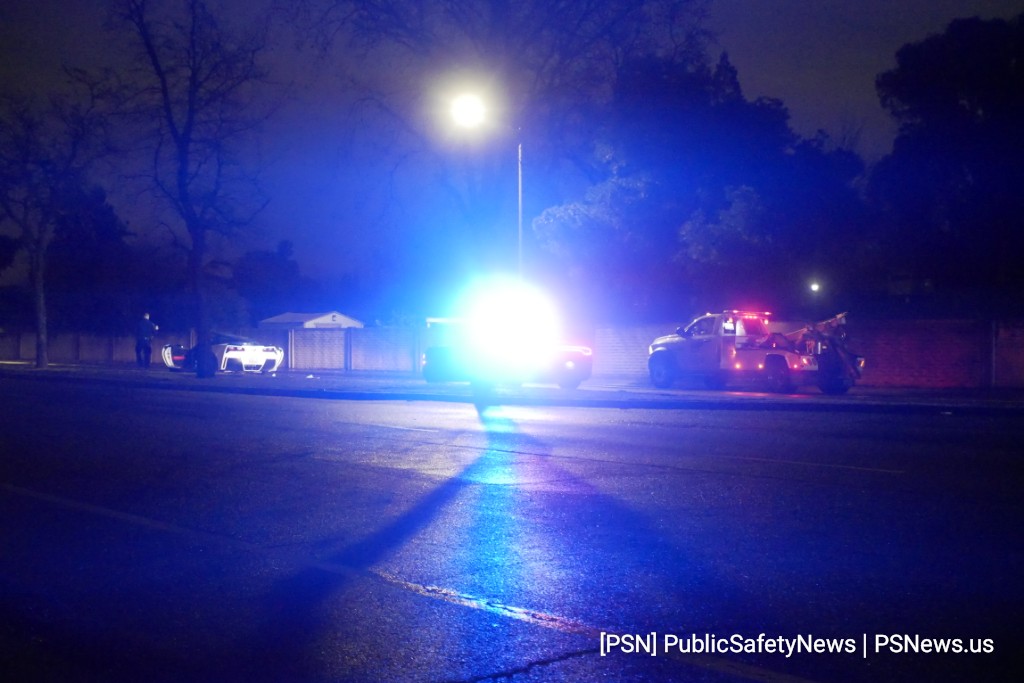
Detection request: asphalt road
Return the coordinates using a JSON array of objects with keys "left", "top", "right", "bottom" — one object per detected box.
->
[{"left": 1, "top": 372, "right": 1020, "bottom": 682}]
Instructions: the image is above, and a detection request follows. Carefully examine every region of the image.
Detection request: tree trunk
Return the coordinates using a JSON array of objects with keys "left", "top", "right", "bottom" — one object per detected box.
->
[
  {"left": 188, "top": 226, "right": 216, "bottom": 378},
  {"left": 30, "top": 247, "right": 48, "bottom": 369}
]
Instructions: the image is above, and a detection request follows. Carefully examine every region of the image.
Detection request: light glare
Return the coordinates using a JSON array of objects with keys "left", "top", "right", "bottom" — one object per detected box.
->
[
  {"left": 451, "top": 94, "right": 486, "bottom": 128},
  {"left": 455, "top": 278, "right": 562, "bottom": 380}
]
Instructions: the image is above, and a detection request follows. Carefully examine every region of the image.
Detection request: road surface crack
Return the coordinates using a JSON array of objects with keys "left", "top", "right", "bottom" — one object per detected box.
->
[{"left": 437, "top": 647, "right": 599, "bottom": 682}]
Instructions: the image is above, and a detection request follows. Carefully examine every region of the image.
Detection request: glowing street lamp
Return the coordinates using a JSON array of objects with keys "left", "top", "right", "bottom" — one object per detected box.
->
[
  {"left": 450, "top": 93, "right": 486, "bottom": 128},
  {"left": 450, "top": 92, "right": 523, "bottom": 275}
]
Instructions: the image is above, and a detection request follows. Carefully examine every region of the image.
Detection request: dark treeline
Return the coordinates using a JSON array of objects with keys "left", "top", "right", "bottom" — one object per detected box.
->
[{"left": 2, "top": 4, "right": 1022, "bottom": 361}]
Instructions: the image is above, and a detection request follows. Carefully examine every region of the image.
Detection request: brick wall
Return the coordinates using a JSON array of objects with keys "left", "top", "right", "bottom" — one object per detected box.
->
[
  {"left": 595, "top": 319, "right": 1003, "bottom": 389},
  {"left": 845, "top": 319, "right": 990, "bottom": 388},
  {"left": 995, "top": 321, "right": 1024, "bottom": 387}
]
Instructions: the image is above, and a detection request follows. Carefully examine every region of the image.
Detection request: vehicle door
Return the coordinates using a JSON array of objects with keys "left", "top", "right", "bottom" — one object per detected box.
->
[{"left": 676, "top": 315, "right": 721, "bottom": 374}]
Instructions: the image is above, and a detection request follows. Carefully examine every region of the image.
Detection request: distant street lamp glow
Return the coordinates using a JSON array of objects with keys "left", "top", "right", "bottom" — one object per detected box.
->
[
  {"left": 810, "top": 281, "right": 821, "bottom": 293},
  {"left": 448, "top": 92, "right": 523, "bottom": 275},
  {"left": 450, "top": 94, "right": 486, "bottom": 128}
]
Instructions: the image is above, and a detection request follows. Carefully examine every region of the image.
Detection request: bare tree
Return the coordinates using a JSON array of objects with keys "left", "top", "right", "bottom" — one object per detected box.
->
[
  {"left": 0, "top": 73, "right": 113, "bottom": 367},
  {"left": 114, "top": 0, "right": 271, "bottom": 375}
]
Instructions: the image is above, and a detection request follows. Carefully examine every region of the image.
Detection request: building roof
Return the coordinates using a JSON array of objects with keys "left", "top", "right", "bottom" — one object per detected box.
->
[{"left": 259, "top": 311, "right": 364, "bottom": 329}]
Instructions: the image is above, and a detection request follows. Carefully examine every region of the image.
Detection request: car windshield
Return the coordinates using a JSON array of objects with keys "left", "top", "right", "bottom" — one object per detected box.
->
[{"left": 686, "top": 317, "right": 716, "bottom": 336}]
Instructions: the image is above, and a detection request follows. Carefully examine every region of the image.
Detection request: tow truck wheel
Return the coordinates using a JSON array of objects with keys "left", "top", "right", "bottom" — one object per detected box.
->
[
  {"left": 764, "top": 357, "right": 792, "bottom": 393},
  {"left": 648, "top": 353, "right": 675, "bottom": 389}
]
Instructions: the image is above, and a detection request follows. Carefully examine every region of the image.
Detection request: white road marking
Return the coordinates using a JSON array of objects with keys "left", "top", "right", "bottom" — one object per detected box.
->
[
  {"left": 3, "top": 481, "right": 824, "bottom": 683},
  {"left": 364, "top": 423, "right": 438, "bottom": 432}
]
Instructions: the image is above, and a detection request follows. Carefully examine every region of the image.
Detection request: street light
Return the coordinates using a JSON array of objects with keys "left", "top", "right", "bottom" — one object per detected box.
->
[
  {"left": 450, "top": 92, "right": 523, "bottom": 275},
  {"left": 450, "top": 93, "right": 486, "bottom": 128}
]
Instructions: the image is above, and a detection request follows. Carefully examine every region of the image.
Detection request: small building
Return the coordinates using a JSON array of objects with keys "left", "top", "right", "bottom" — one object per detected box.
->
[{"left": 259, "top": 311, "right": 364, "bottom": 330}]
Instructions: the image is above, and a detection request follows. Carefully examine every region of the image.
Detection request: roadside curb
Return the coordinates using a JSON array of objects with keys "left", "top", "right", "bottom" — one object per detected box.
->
[{"left": 3, "top": 364, "right": 1024, "bottom": 415}]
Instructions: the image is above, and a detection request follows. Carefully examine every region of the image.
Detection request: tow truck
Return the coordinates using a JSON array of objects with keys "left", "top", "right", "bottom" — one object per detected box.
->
[{"left": 647, "top": 310, "right": 864, "bottom": 394}]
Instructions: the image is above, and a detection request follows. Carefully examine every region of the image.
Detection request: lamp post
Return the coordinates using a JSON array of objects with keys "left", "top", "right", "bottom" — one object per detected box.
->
[
  {"left": 517, "top": 140, "right": 522, "bottom": 275},
  {"left": 450, "top": 93, "right": 523, "bottom": 275}
]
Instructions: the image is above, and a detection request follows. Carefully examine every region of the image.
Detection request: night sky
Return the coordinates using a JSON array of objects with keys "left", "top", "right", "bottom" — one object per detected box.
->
[
  {"left": 6, "top": 1, "right": 1020, "bottom": 158},
  {"left": 1, "top": 0, "right": 1021, "bottom": 295},
  {"left": 709, "top": 0, "right": 1023, "bottom": 161}
]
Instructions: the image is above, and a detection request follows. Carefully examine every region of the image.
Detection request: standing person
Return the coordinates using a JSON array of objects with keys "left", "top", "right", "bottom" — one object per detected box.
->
[{"left": 135, "top": 313, "right": 159, "bottom": 367}]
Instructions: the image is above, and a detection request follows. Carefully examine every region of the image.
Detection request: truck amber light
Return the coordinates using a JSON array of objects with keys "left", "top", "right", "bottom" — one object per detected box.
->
[{"left": 734, "top": 362, "right": 742, "bottom": 369}]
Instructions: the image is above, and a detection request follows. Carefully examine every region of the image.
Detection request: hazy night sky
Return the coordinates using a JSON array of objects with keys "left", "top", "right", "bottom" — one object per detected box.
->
[
  {"left": 2, "top": 0, "right": 1022, "bottom": 286},
  {"left": 4, "top": 0, "right": 1019, "bottom": 156},
  {"left": 5, "top": 1, "right": 1021, "bottom": 160},
  {"left": 708, "top": 0, "right": 1023, "bottom": 160}
]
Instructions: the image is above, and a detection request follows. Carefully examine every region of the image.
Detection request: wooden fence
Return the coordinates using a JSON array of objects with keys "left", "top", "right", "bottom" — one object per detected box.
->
[{"left": 3, "top": 319, "right": 1023, "bottom": 388}]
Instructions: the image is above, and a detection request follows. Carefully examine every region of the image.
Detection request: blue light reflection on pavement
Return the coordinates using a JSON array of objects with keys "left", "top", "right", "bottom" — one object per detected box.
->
[{"left": 250, "top": 401, "right": 744, "bottom": 681}]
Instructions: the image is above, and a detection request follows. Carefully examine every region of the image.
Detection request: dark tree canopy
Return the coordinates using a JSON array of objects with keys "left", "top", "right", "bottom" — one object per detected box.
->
[
  {"left": 534, "top": 53, "right": 868, "bottom": 320},
  {"left": 0, "top": 75, "right": 114, "bottom": 364},
  {"left": 871, "top": 13, "right": 1024, "bottom": 309},
  {"left": 46, "top": 185, "right": 134, "bottom": 333},
  {"left": 232, "top": 240, "right": 311, "bottom": 325}
]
